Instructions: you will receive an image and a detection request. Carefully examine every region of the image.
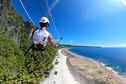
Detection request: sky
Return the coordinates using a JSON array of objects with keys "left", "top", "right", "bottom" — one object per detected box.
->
[{"left": 11, "top": 0, "right": 126, "bottom": 47}]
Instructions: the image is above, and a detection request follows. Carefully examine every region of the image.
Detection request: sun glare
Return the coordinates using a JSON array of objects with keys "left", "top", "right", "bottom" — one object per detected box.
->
[{"left": 121, "top": 0, "right": 126, "bottom": 6}]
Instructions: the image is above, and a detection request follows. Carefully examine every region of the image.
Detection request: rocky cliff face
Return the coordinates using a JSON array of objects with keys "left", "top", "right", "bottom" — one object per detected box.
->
[
  {"left": 0, "top": 1, "right": 58, "bottom": 83},
  {"left": 0, "top": 0, "right": 22, "bottom": 41},
  {"left": 0, "top": 0, "right": 34, "bottom": 43}
]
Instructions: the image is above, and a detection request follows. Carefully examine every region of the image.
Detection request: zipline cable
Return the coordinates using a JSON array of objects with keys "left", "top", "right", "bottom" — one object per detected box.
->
[
  {"left": 20, "top": 0, "right": 62, "bottom": 43},
  {"left": 37, "top": 0, "right": 57, "bottom": 41},
  {"left": 36, "top": 0, "right": 45, "bottom": 16},
  {"left": 19, "top": 0, "right": 34, "bottom": 24},
  {"left": 19, "top": 0, "right": 35, "bottom": 39},
  {"left": 45, "top": 0, "right": 61, "bottom": 41},
  {"left": 38, "top": 0, "right": 58, "bottom": 41}
]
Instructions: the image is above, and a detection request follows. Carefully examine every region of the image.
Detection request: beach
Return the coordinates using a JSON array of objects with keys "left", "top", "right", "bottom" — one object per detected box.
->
[
  {"left": 40, "top": 49, "right": 80, "bottom": 84},
  {"left": 41, "top": 48, "right": 126, "bottom": 84}
]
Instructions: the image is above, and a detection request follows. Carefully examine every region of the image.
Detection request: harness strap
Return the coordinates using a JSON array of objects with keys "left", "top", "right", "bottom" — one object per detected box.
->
[{"left": 33, "top": 44, "right": 46, "bottom": 51}]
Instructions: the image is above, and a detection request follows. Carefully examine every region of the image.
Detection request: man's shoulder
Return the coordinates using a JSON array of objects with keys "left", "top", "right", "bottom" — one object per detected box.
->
[
  {"left": 44, "top": 30, "right": 50, "bottom": 35},
  {"left": 33, "top": 29, "right": 39, "bottom": 32}
]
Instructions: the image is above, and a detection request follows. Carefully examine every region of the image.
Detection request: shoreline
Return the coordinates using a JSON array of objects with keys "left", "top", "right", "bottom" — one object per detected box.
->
[
  {"left": 68, "top": 48, "right": 126, "bottom": 78},
  {"left": 68, "top": 48, "right": 126, "bottom": 80},
  {"left": 62, "top": 48, "right": 126, "bottom": 84},
  {"left": 41, "top": 48, "right": 126, "bottom": 84}
]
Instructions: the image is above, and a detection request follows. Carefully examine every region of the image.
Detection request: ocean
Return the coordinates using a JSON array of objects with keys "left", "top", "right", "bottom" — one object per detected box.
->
[{"left": 69, "top": 47, "right": 126, "bottom": 76}]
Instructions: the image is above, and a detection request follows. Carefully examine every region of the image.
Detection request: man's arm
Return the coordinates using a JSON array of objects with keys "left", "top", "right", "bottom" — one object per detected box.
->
[{"left": 48, "top": 35, "right": 57, "bottom": 48}]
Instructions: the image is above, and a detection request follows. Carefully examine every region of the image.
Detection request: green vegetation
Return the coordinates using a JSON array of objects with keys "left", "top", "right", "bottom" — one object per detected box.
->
[
  {"left": 0, "top": 32, "right": 58, "bottom": 83},
  {"left": 0, "top": 0, "right": 58, "bottom": 83},
  {"left": 0, "top": 32, "right": 31, "bottom": 83}
]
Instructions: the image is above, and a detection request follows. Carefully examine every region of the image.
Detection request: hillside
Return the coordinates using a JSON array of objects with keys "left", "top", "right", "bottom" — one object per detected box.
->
[{"left": 0, "top": 0, "right": 57, "bottom": 83}]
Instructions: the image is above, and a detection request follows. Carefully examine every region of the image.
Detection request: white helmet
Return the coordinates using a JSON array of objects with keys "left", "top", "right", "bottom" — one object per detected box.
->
[{"left": 39, "top": 17, "right": 50, "bottom": 24}]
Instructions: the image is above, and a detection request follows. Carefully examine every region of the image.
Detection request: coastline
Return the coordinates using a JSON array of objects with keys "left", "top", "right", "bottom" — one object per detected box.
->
[
  {"left": 41, "top": 48, "right": 126, "bottom": 84},
  {"left": 62, "top": 48, "right": 126, "bottom": 84}
]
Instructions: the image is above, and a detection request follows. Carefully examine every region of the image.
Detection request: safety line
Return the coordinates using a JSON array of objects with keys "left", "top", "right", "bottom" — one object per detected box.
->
[
  {"left": 19, "top": 0, "right": 34, "bottom": 24},
  {"left": 36, "top": 0, "right": 45, "bottom": 16},
  {"left": 45, "top": 0, "right": 61, "bottom": 40},
  {"left": 36, "top": 0, "right": 57, "bottom": 41}
]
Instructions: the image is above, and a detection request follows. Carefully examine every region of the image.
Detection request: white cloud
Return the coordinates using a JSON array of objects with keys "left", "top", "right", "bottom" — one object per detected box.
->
[
  {"left": 114, "top": 44, "right": 126, "bottom": 47},
  {"left": 104, "top": 44, "right": 126, "bottom": 47},
  {"left": 69, "top": 40, "right": 74, "bottom": 43}
]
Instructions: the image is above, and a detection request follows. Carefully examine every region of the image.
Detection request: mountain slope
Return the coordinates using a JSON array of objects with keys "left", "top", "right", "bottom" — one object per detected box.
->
[{"left": 0, "top": 0, "right": 57, "bottom": 83}]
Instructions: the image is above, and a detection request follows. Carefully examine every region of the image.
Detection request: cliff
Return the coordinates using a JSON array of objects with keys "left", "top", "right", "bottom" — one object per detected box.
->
[
  {"left": 0, "top": 0, "right": 58, "bottom": 83},
  {"left": 0, "top": 0, "right": 23, "bottom": 41}
]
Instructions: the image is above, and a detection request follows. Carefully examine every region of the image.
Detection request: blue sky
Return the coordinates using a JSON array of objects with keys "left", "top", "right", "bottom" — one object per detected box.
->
[{"left": 11, "top": 0, "right": 126, "bottom": 47}]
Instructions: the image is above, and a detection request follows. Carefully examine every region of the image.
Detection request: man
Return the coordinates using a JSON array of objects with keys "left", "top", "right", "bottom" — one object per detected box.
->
[{"left": 32, "top": 17, "right": 57, "bottom": 51}]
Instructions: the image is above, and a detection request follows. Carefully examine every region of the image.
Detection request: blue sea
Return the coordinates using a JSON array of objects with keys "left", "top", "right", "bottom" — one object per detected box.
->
[{"left": 69, "top": 47, "right": 126, "bottom": 76}]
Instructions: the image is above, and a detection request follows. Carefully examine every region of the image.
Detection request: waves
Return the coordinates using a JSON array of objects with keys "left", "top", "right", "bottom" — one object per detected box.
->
[{"left": 69, "top": 47, "right": 126, "bottom": 77}]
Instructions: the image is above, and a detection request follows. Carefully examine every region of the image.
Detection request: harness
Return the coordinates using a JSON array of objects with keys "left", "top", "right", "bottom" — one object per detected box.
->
[
  {"left": 32, "top": 29, "right": 49, "bottom": 51},
  {"left": 24, "top": 29, "right": 48, "bottom": 56},
  {"left": 32, "top": 44, "right": 46, "bottom": 51},
  {"left": 24, "top": 43, "right": 46, "bottom": 56}
]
